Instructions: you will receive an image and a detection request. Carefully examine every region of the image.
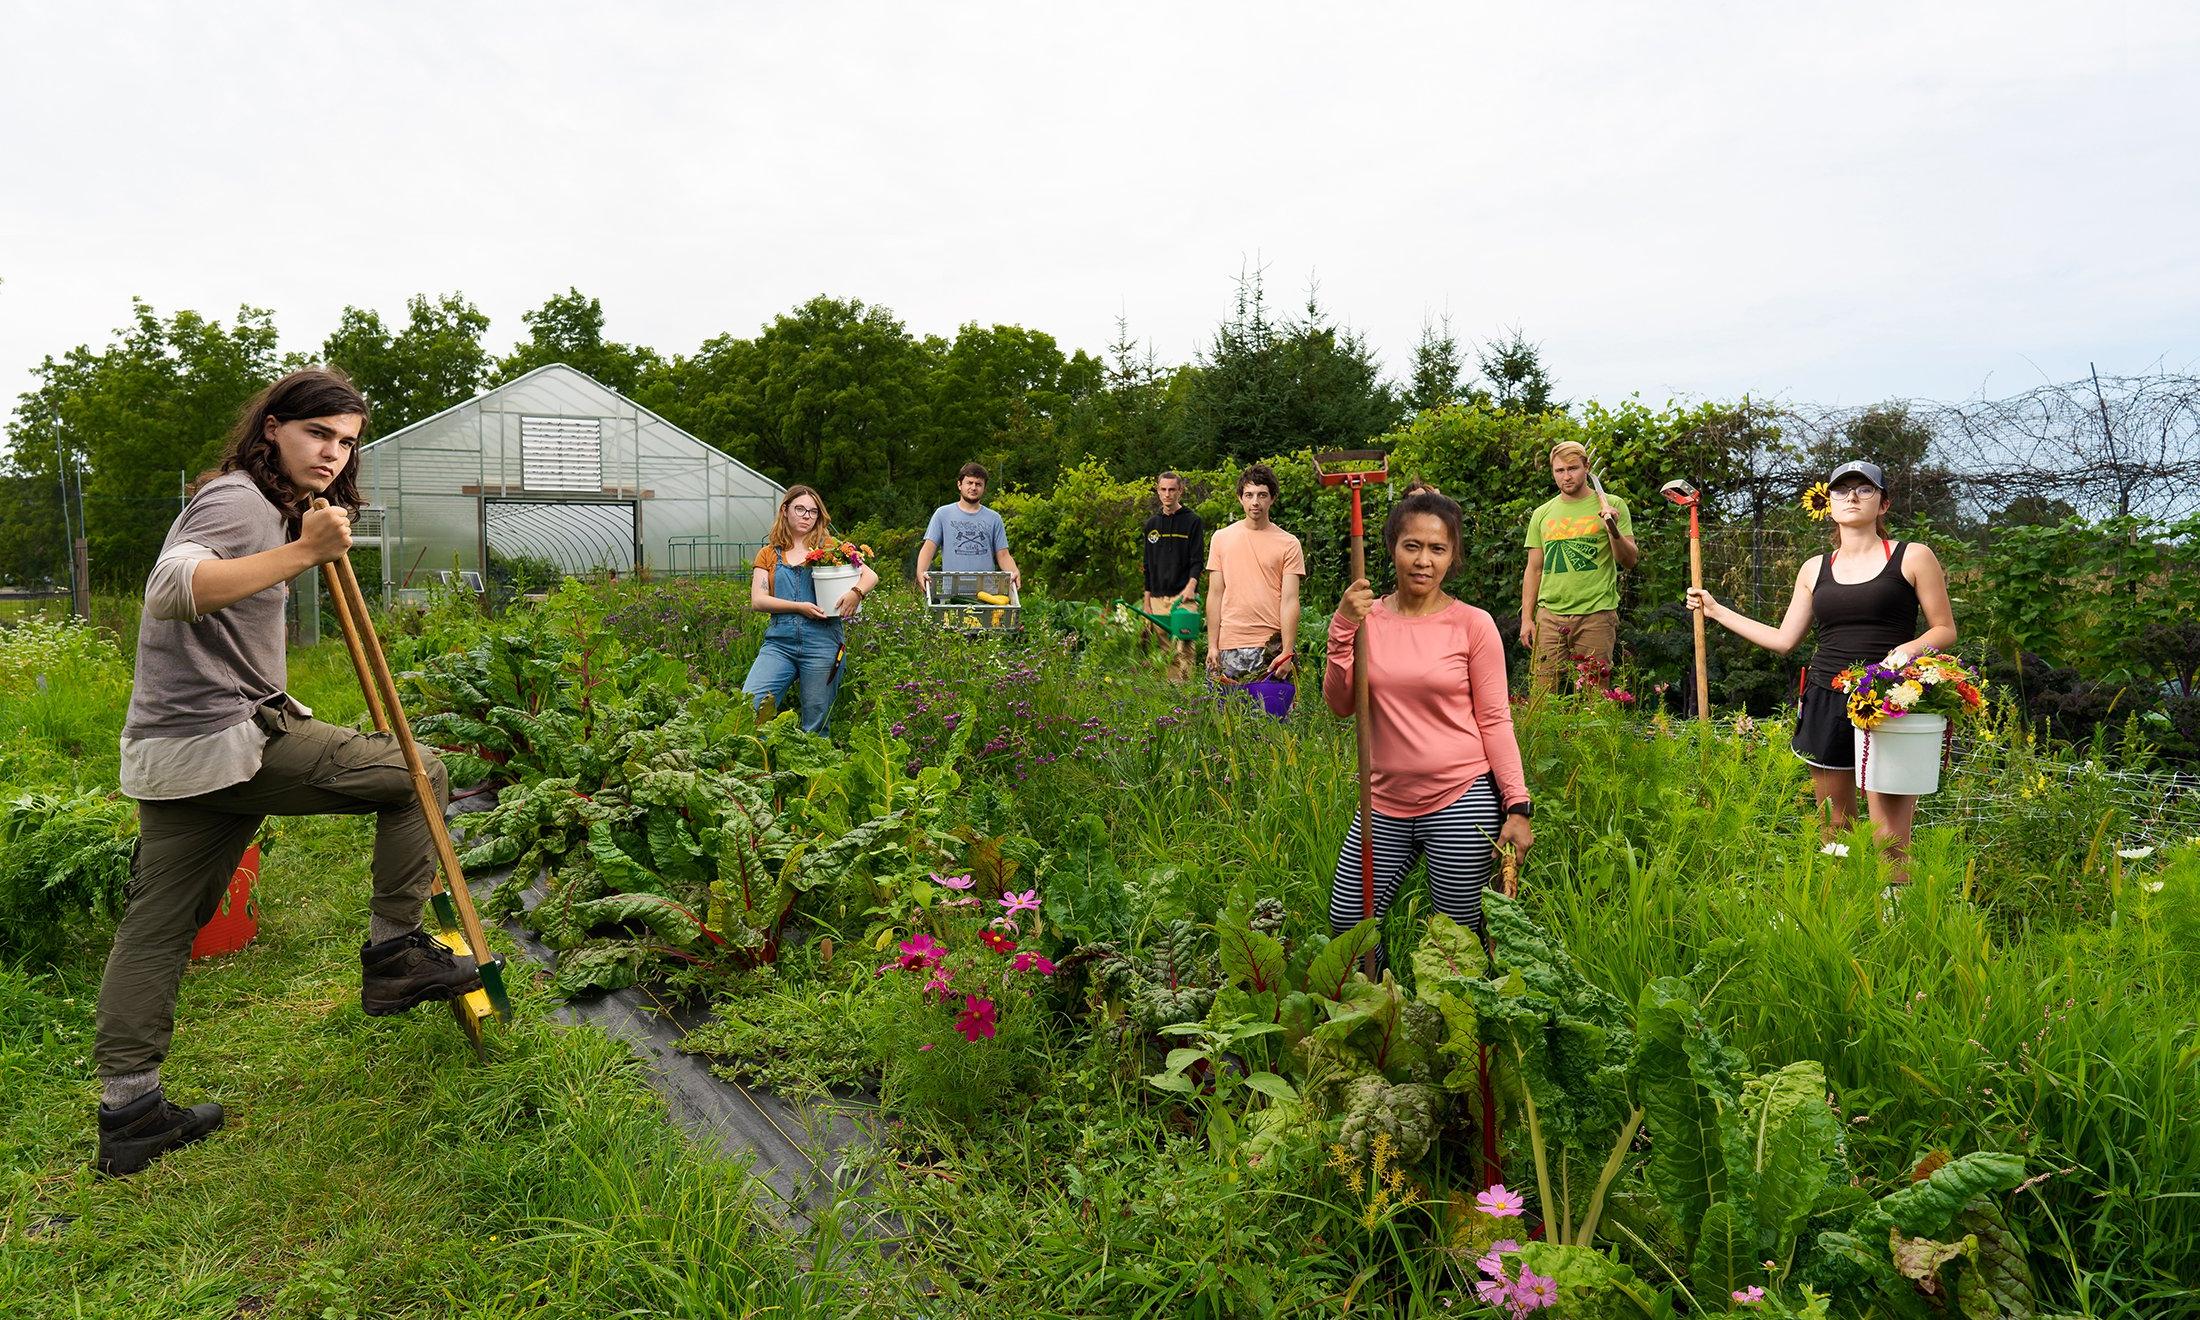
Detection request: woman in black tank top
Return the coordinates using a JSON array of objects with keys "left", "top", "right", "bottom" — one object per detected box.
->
[{"left": 1684, "top": 461, "right": 1957, "bottom": 878}]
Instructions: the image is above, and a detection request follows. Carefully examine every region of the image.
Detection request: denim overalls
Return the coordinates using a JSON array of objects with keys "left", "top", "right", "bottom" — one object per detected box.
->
[{"left": 739, "top": 554, "right": 845, "bottom": 734}]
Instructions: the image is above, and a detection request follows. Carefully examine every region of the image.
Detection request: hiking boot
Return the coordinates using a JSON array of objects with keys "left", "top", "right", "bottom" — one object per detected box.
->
[
  {"left": 97, "top": 1088, "right": 224, "bottom": 1176},
  {"left": 361, "top": 928, "right": 482, "bottom": 1017}
]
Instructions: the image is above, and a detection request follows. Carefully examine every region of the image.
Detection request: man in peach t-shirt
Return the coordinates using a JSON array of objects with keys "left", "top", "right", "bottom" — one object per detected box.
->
[{"left": 1204, "top": 463, "right": 1305, "bottom": 683}]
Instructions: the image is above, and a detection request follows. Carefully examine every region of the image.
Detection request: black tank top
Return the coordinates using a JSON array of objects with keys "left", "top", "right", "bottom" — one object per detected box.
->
[{"left": 1807, "top": 541, "right": 1920, "bottom": 687}]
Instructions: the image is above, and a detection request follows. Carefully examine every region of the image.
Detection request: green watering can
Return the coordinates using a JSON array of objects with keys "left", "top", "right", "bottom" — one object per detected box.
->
[{"left": 1119, "top": 598, "right": 1204, "bottom": 642}]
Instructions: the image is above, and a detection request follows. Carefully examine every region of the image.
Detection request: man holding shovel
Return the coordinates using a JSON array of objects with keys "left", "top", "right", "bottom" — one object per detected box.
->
[
  {"left": 93, "top": 367, "right": 481, "bottom": 1176},
  {"left": 1519, "top": 441, "right": 1637, "bottom": 692}
]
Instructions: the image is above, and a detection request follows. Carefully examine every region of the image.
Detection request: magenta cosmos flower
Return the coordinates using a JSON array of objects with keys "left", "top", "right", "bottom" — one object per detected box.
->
[
  {"left": 896, "top": 934, "right": 945, "bottom": 970},
  {"left": 1012, "top": 951, "right": 1056, "bottom": 976},
  {"left": 954, "top": 995, "right": 997, "bottom": 1042},
  {"left": 998, "top": 888, "right": 1041, "bottom": 917},
  {"left": 1732, "top": 1286, "right": 1765, "bottom": 1306},
  {"left": 933, "top": 872, "right": 975, "bottom": 891},
  {"left": 1476, "top": 1184, "right": 1526, "bottom": 1218}
]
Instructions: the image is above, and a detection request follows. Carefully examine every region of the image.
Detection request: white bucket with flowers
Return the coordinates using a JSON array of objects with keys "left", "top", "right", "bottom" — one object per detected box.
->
[
  {"left": 805, "top": 538, "right": 873, "bottom": 615},
  {"left": 1833, "top": 650, "right": 1988, "bottom": 795}
]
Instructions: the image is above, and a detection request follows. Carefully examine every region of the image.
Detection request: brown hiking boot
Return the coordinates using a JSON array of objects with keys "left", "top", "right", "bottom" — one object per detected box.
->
[{"left": 361, "top": 928, "right": 482, "bottom": 1017}]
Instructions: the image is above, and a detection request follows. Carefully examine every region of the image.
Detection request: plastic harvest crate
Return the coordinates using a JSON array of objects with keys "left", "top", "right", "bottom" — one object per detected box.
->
[{"left": 924, "top": 571, "right": 1021, "bottom": 633}]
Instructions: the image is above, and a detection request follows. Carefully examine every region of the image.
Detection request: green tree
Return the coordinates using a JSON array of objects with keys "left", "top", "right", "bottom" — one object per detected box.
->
[
  {"left": 1477, "top": 326, "right": 1560, "bottom": 414},
  {"left": 640, "top": 296, "right": 933, "bottom": 526},
  {"left": 1808, "top": 403, "right": 1957, "bottom": 527},
  {"left": 493, "top": 288, "right": 659, "bottom": 394},
  {"left": 924, "top": 322, "right": 1102, "bottom": 493},
  {"left": 321, "top": 292, "right": 491, "bottom": 436},
  {"left": 1404, "top": 314, "right": 1468, "bottom": 414},
  {"left": 4, "top": 300, "right": 285, "bottom": 587},
  {"left": 1184, "top": 271, "right": 1400, "bottom": 467}
]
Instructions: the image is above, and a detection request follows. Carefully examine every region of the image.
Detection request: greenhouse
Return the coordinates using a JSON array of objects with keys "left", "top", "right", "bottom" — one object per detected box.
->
[{"left": 354, "top": 363, "right": 781, "bottom": 600}]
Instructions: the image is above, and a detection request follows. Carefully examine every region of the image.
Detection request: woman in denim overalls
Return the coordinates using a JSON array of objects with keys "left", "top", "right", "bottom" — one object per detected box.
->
[{"left": 741, "top": 485, "right": 877, "bottom": 733}]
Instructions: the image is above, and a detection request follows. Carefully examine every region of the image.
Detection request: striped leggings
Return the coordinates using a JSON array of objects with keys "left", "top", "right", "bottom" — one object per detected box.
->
[{"left": 1327, "top": 775, "right": 1503, "bottom": 936}]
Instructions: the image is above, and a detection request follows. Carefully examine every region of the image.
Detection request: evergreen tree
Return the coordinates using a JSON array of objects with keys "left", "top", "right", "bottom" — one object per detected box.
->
[
  {"left": 1477, "top": 326, "right": 1560, "bottom": 414},
  {"left": 1404, "top": 314, "right": 1466, "bottom": 414}
]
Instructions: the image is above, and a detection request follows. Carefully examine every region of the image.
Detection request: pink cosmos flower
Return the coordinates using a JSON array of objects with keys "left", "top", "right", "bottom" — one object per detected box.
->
[
  {"left": 918, "top": 1042, "right": 934, "bottom": 1051},
  {"left": 895, "top": 934, "right": 945, "bottom": 970},
  {"left": 1476, "top": 1184, "right": 1526, "bottom": 1218},
  {"left": 933, "top": 872, "right": 975, "bottom": 891},
  {"left": 1012, "top": 951, "right": 1057, "bottom": 976},
  {"left": 1732, "top": 1286, "right": 1765, "bottom": 1306},
  {"left": 1513, "top": 1269, "right": 1557, "bottom": 1310},
  {"left": 923, "top": 967, "right": 953, "bottom": 999},
  {"left": 999, "top": 888, "right": 1041, "bottom": 917},
  {"left": 1476, "top": 1239, "right": 1520, "bottom": 1278},
  {"left": 1474, "top": 1279, "right": 1510, "bottom": 1308},
  {"left": 955, "top": 995, "right": 997, "bottom": 1042}
]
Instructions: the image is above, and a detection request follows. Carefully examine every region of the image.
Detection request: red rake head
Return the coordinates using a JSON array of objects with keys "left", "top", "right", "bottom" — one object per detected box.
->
[{"left": 1314, "top": 450, "right": 1390, "bottom": 488}]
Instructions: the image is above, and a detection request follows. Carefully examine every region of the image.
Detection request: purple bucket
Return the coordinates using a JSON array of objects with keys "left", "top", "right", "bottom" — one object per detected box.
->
[{"left": 1242, "top": 678, "right": 1295, "bottom": 718}]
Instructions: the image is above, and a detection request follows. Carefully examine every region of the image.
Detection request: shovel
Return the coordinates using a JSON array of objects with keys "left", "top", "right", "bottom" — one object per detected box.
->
[{"left": 1660, "top": 479, "right": 1711, "bottom": 720}]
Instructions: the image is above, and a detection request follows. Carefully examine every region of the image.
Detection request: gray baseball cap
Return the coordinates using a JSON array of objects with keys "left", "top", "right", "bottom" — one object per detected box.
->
[{"left": 1827, "top": 460, "right": 1886, "bottom": 490}]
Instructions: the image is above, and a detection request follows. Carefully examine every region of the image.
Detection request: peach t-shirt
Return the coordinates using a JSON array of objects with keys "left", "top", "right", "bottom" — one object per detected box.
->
[
  {"left": 1205, "top": 521, "right": 1306, "bottom": 651},
  {"left": 1323, "top": 598, "right": 1530, "bottom": 817}
]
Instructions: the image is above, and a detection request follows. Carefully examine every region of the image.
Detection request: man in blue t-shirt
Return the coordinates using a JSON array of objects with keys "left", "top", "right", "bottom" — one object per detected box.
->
[{"left": 916, "top": 461, "right": 1021, "bottom": 588}]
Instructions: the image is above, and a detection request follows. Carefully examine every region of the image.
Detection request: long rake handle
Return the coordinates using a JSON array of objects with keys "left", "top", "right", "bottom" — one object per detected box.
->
[
  {"left": 313, "top": 501, "right": 494, "bottom": 968},
  {"left": 1687, "top": 506, "right": 1710, "bottom": 720},
  {"left": 1348, "top": 487, "right": 1379, "bottom": 976}
]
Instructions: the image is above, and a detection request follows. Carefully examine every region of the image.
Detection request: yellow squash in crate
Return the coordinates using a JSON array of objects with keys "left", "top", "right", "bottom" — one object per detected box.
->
[{"left": 975, "top": 590, "right": 1011, "bottom": 606}]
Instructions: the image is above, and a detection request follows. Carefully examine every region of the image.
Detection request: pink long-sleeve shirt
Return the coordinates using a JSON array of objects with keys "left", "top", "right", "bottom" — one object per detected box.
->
[{"left": 1324, "top": 598, "right": 1530, "bottom": 818}]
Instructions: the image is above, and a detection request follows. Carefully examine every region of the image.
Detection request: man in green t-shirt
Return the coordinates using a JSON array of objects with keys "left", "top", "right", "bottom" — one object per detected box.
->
[{"left": 1519, "top": 440, "right": 1638, "bottom": 692}]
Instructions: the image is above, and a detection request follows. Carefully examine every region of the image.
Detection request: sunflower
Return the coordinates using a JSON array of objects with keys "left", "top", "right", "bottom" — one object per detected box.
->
[{"left": 1801, "top": 482, "right": 1833, "bottom": 521}]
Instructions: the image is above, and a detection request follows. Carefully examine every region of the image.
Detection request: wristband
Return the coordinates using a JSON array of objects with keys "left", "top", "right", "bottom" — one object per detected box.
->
[{"left": 1504, "top": 801, "right": 1533, "bottom": 820}]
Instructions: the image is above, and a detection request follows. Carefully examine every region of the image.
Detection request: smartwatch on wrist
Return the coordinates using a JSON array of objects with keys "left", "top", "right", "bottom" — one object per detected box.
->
[{"left": 1504, "top": 801, "right": 1533, "bottom": 820}]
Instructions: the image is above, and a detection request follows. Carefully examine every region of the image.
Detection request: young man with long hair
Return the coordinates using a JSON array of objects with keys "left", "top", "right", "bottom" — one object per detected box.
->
[{"left": 94, "top": 367, "right": 480, "bottom": 1176}]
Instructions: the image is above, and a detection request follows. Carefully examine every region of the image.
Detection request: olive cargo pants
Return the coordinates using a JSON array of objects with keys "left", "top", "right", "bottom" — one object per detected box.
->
[{"left": 94, "top": 708, "right": 448, "bottom": 1078}]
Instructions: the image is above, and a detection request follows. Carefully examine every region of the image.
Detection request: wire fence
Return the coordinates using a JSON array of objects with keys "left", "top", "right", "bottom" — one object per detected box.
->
[{"left": 1925, "top": 748, "right": 2200, "bottom": 852}]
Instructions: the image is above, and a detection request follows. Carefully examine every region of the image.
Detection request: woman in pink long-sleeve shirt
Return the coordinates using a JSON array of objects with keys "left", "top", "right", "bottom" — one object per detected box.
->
[{"left": 1325, "top": 490, "right": 1534, "bottom": 952}]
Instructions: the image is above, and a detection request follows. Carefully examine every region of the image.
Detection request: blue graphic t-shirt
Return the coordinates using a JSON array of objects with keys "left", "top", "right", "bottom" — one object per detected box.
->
[{"left": 924, "top": 503, "right": 1008, "bottom": 573}]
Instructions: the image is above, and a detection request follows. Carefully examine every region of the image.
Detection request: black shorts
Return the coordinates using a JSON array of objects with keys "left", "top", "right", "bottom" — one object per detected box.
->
[{"left": 1792, "top": 682, "right": 1855, "bottom": 770}]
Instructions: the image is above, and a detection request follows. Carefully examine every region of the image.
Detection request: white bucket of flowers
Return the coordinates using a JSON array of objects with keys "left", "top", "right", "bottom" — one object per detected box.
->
[
  {"left": 1833, "top": 650, "right": 1988, "bottom": 796},
  {"left": 806, "top": 539, "right": 872, "bottom": 616}
]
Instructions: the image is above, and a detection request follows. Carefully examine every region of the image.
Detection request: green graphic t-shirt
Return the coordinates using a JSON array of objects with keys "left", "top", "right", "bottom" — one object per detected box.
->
[{"left": 1524, "top": 492, "right": 1632, "bottom": 615}]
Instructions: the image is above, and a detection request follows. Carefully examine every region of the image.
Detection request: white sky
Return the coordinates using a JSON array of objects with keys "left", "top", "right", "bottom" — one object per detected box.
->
[{"left": 3, "top": 1, "right": 2195, "bottom": 419}]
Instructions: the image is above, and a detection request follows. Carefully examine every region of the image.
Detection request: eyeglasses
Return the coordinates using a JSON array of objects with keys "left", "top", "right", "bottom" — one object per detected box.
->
[
  {"left": 1830, "top": 484, "right": 1878, "bottom": 499},
  {"left": 787, "top": 504, "right": 820, "bottom": 516}
]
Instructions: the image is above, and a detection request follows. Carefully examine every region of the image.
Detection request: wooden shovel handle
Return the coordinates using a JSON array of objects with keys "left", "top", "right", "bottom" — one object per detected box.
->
[{"left": 311, "top": 499, "right": 493, "bottom": 965}]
